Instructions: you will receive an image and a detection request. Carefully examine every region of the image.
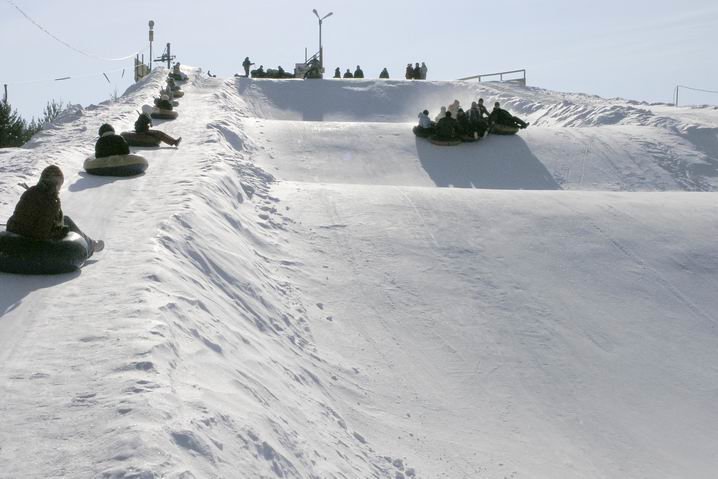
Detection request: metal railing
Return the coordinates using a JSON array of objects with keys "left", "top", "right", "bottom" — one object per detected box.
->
[{"left": 458, "top": 69, "right": 526, "bottom": 86}]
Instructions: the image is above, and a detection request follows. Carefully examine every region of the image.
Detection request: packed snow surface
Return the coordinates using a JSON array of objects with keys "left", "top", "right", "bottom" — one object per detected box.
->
[{"left": 2, "top": 68, "right": 718, "bottom": 479}]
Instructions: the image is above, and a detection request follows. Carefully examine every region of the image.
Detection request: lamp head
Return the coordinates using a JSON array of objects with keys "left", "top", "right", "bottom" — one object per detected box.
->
[
  {"left": 149, "top": 20, "right": 154, "bottom": 29},
  {"left": 312, "top": 9, "right": 319, "bottom": 18}
]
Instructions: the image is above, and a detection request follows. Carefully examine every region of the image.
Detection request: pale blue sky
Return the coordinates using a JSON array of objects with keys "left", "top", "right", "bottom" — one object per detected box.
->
[{"left": 2, "top": 0, "right": 717, "bottom": 120}]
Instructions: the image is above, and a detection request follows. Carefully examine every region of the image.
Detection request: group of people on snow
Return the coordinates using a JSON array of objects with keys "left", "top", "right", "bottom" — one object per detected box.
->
[
  {"left": 4, "top": 70, "right": 187, "bottom": 264},
  {"left": 415, "top": 99, "right": 529, "bottom": 141},
  {"left": 334, "top": 66, "right": 364, "bottom": 79},
  {"left": 406, "top": 62, "right": 428, "bottom": 80}
]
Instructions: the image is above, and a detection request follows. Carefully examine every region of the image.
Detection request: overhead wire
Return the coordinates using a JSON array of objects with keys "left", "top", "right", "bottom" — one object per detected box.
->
[{"left": 4, "top": 0, "right": 147, "bottom": 61}]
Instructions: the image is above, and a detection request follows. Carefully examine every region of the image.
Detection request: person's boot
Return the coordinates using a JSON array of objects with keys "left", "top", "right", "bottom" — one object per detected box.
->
[
  {"left": 174, "top": 137, "right": 182, "bottom": 147},
  {"left": 92, "top": 239, "right": 105, "bottom": 253}
]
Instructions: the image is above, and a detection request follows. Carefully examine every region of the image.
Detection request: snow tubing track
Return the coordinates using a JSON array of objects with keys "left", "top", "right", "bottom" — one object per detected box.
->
[
  {"left": 0, "top": 231, "right": 89, "bottom": 275},
  {"left": 120, "top": 132, "right": 162, "bottom": 147},
  {"left": 84, "top": 154, "right": 148, "bottom": 176},
  {"left": 151, "top": 109, "right": 179, "bottom": 120}
]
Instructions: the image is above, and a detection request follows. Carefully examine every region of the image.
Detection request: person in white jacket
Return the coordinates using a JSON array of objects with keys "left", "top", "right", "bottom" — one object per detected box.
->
[
  {"left": 414, "top": 110, "right": 435, "bottom": 137},
  {"left": 434, "top": 106, "right": 447, "bottom": 122}
]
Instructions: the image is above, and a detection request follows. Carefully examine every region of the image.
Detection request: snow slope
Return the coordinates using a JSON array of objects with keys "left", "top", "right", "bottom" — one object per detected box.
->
[{"left": 1, "top": 68, "right": 718, "bottom": 479}]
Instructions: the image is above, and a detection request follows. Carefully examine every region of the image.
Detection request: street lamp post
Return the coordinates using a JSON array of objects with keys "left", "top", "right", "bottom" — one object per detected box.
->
[
  {"left": 148, "top": 20, "right": 155, "bottom": 72},
  {"left": 312, "top": 9, "right": 333, "bottom": 71}
]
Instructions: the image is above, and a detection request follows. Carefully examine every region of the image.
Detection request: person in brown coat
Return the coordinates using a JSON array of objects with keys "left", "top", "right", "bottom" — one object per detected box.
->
[{"left": 6, "top": 165, "right": 104, "bottom": 253}]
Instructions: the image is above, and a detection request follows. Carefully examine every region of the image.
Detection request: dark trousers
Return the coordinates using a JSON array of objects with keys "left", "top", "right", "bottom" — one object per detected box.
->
[
  {"left": 146, "top": 129, "right": 177, "bottom": 146},
  {"left": 64, "top": 216, "right": 97, "bottom": 256}
]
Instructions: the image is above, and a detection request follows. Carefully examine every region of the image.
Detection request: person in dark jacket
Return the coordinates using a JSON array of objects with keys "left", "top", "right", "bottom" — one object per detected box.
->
[
  {"left": 6, "top": 165, "right": 104, "bottom": 254},
  {"left": 469, "top": 101, "right": 489, "bottom": 137},
  {"left": 405, "top": 63, "right": 414, "bottom": 80},
  {"left": 135, "top": 110, "right": 182, "bottom": 147},
  {"left": 413, "top": 62, "right": 422, "bottom": 80},
  {"left": 95, "top": 124, "right": 130, "bottom": 159},
  {"left": 354, "top": 65, "right": 364, "bottom": 78},
  {"left": 379, "top": 67, "right": 389, "bottom": 79},
  {"left": 343, "top": 69, "right": 353, "bottom": 79},
  {"left": 334, "top": 67, "right": 341, "bottom": 78},
  {"left": 156, "top": 94, "right": 174, "bottom": 111},
  {"left": 456, "top": 108, "right": 472, "bottom": 137},
  {"left": 242, "top": 57, "right": 254, "bottom": 77},
  {"left": 489, "top": 102, "right": 529, "bottom": 129},
  {"left": 434, "top": 111, "right": 458, "bottom": 140}
]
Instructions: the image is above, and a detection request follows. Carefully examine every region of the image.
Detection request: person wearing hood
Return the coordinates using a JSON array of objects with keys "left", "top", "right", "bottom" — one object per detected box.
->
[
  {"left": 405, "top": 63, "right": 414, "bottom": 80},
  {"left": 354, "top": 65, "right": 364, "bottom": 78},
  {"left": 379, "top": 67, "right": 389, "bottom": 79},
  {"left": 135, "top": 106, "right": 182, "bottom": 147},
  {"left": 334, "top": 67, "right": 341, "bottom": 78},
  {"left": 343, "top": 69, "right": 353, "bottom": 79},
  {"left": 413, "top": 63, "right": 422, "bottom": 80},
  {"left": 489, "top": 102, "right": 529, "bottom": 129},
  {"left": 420, "top": 62, "right": 428, "bottom": 80},
  {"left": 434, "top": 106, "right": 447, "bottom": 122},
  {"left": 6, "top": 165, "right": 104, "bottom": 254},
  {"left": 95, "top": 124, "right": 130, "bottom": 159}
]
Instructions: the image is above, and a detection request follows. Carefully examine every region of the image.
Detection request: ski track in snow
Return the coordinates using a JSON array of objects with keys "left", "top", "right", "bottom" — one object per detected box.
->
[{"left": 1, "top": 69, "right": 718, "bottom": 478}]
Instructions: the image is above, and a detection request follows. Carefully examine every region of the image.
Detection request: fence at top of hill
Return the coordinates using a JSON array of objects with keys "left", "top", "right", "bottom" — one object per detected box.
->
[{"left": 458, "top": 69, "right": 526, "bottom": 86}]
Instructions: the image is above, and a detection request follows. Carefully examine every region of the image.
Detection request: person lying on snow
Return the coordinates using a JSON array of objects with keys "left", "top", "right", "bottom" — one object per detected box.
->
[
  {"left": 135, "top": 108, "right": 182, "bottom": 147},
  {"left": 489, "top": 102, "right": 529, "bottom": 129},
  {"left": 434, "top": 111, "right": 459, "bottom": 140},
  {"left": 95, "top": 124, "right": 130, "bottom": 159},
  {"left": 6, "top": 165, "right": 104, "bottom": 254}
]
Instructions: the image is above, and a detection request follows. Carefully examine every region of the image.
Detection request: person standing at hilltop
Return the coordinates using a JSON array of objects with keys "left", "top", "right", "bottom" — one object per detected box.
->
[
  {"left": 242, "top": 57, "right": 254, "bottom": 77},
  {"left": 405, "top": 63, "right": 414, "bottom": 79},
  {"left": 379, "top": 67, "right": 389, "bottom": 79},
  {"left": 420, "top": 62, "right": 428, "bottom": 80},
  {"left": 334, "top": 67, "right": 341, "bottom": 78}
]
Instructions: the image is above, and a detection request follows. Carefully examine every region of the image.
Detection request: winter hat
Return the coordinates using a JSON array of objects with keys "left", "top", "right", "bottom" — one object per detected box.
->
[
  {"left": 161, "top": 94, "right": 169, "bottom": 101},
  {"left": 141, "top": 104, "right": 154, "bottom": 115},
  {"left": 98, "top": 123, "right": 114, "bottom": 136},
  {"left": 39, "top": 165, "right": 64, "bottom": 186}
]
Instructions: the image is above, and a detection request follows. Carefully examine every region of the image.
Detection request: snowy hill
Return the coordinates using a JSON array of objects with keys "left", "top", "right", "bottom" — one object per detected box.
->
[{"left": 2, "top": 68, "right": 718, "bottom": 479}]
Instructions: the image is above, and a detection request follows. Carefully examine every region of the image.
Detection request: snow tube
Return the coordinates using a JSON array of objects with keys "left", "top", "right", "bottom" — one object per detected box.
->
[
  {"left": 429, "top": 138, "right": 462, "bottom": 146},
  {"left": 461, "top": 135, "right": 479, "bottom": 143},
  {"left": 412, "top": 126, "right": 433, "bottom": 138},
  {"left": 120, "top": 131, "right": 161, "bottom": 147},
  {"left": 84, "top": 154, "right": 148, "bottom": 176},
  {"left": 150, "top": 109, "right": 178, "bottom": 120},
  {"left": 171, "top": 90, "right": 184, "bottom": 98},
  {"left": 0, "top": 231, "right": 89, "bottom": 275},
  {"left": 491, "top": 124, "right": 520, "bottom": 135}
]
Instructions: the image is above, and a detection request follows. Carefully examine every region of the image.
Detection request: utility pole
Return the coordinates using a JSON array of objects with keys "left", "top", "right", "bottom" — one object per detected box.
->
[
  {"left": 148, "top": 20, "right": 155, "bottom": 72},
  {"left": 2, "top": 84, "right": 7, "bottom": 103},
  {"left": 166, "top": 43, "right": 171, "bottom": 69}
]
